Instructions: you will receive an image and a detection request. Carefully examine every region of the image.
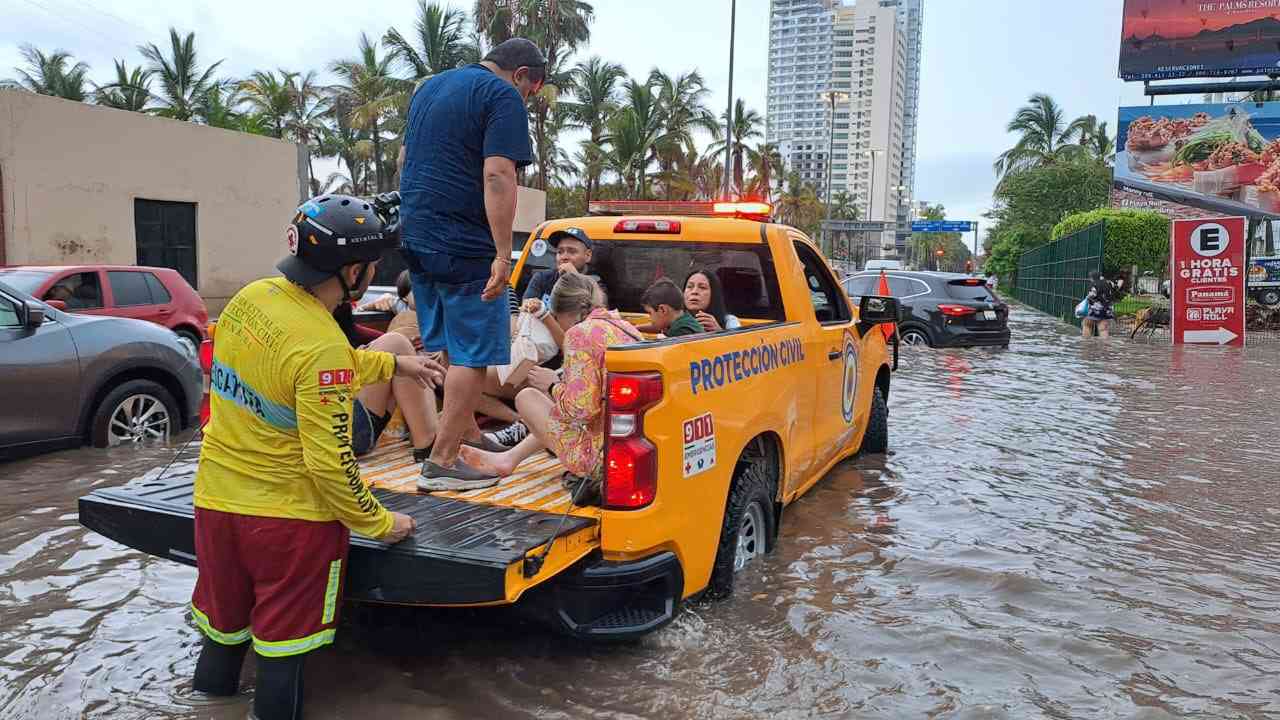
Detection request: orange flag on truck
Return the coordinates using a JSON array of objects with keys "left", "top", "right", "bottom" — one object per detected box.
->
[{"left": 877, "top": 269, "right": 895, "bottom": 341}]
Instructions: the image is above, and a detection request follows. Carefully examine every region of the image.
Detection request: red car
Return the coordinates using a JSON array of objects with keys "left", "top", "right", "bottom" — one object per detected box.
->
[{"left": 0, "top": 265, "right": 208, "bottom": 350}]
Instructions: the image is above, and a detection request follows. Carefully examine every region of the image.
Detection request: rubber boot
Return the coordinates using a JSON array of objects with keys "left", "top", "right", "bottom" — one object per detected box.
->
[
  {"left": 253, "top": 653, "right": 307, "bottom": 720},
  {"left": 192, "top": 637, "right": 250, "bottom": 696}
]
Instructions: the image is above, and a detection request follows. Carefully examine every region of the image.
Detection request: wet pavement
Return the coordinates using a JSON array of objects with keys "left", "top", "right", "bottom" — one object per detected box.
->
[{"left": 2, "top": 306, "right": 1279, "bottom": 719}]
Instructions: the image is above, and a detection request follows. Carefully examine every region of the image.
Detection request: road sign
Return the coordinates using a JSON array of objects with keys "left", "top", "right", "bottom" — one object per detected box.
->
[
  {"left": 1170, "top": 216, "right": 1246, "bottom": 347},
  {"left": 911, "top": 220, "right": 976, "bottom": 233},
  {"left": 823, "top": 220, "right": 888, "bottom": 232}
]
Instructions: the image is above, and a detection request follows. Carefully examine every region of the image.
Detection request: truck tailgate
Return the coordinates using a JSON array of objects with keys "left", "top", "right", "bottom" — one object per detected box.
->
[{"left": 78, "top": 444, "right": 600, "bottom": 606}]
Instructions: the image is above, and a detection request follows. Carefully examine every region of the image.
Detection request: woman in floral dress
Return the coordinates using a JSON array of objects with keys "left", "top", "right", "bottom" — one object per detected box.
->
[{"left": 460, "top": 273, "right": 643, "bottom": 488}]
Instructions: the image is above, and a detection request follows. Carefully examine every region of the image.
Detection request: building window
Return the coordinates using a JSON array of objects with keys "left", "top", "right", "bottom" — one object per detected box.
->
[{"left": 134, "top": 199, "right": 198, "bottom": 289}]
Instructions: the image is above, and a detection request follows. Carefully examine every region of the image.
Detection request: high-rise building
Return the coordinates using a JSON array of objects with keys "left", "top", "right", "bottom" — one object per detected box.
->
[{"left": 766, "top": 0, "right": 923, "bottom": 259}]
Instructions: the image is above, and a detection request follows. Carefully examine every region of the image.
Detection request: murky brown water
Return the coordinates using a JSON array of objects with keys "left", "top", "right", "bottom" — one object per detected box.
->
[{"left": 3, "top": 306, "right": 1279, "bottom": 719}]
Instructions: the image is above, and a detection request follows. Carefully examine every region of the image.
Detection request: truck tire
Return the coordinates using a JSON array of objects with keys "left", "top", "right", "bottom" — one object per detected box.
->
[
  {"left": 859, "top": 387, "right": 888, "bottom": 455},
  {"left": 707, "top": 461, "right": 776, "bottom": 600},
  {"left": 90, "top": 379, "right": 180, "bottom": 448}
]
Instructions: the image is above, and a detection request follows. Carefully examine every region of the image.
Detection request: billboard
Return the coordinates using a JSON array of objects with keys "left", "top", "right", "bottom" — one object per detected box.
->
[
  {"left": 1115, "top": 102, "right": 1280, "bottom": 219},
  {"left": 1119, "top": 0, "right": 1280, "bottom": 81}
]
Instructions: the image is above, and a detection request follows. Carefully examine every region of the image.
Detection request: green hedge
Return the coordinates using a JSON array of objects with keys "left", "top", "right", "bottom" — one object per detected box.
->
[{"left": 1051, "top": 208, "right": 1169, "bottom": 275}]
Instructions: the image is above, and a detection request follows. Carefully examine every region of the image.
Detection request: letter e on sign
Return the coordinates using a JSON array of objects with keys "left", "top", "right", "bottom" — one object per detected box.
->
[{"left": 1190, "top": 223, "right": 1229, "bottom": 258}]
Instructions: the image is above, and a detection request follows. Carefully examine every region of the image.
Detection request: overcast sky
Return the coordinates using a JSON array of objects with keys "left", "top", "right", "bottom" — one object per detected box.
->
[{"left": 3, "top": 0, "right": 1186, "bottom": 244}]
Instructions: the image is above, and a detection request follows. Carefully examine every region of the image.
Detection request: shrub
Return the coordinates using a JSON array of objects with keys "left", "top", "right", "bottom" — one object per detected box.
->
[{"left": 1052, "top": 208, "right": 1169, "bottom": 275}]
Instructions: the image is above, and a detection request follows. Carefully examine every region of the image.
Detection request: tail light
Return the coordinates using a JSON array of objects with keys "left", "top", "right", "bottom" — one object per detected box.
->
[
  {"left": 603, "top": 372, "right": 663, "bottom": 510},
  {"left": 614, "top": 219, "right": 681, "bottom": 234},
  {"left": 199, "top": 339, "right": 214, "bottom": 426},
  {"left": 938, "top": 304, "right": 976, "bottom": 317}
]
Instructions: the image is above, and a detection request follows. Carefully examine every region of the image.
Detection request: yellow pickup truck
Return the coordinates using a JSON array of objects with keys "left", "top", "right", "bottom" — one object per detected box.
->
[{"left": 78, "top": 201, "right": 899, "bottom": 641}]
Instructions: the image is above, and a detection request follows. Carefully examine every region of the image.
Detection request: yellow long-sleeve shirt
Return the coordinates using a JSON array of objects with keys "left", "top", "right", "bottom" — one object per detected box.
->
[{"left": 195, "top": 277, "right": 396, "bottom": 539}]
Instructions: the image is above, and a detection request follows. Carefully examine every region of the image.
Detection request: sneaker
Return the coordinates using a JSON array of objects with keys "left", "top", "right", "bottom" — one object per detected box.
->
[
  {"left": 418, "top": 459, "right": 500, "bottom": 492},
  {"left": 484, "top": 421, "right": 529, "bottom": 449}
]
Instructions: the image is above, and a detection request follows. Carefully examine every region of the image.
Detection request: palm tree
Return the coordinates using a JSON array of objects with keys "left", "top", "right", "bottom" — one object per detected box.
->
[
  {"left": 385, "top": 1, "right": 470, "bottom": 80},
  {"left": 993, "top": 93, "right": 1086, "bottom": 178},
  {"left": 139, "top": 28, "right": 223, "bottom": 121},
  {"left": 828, "top": 190, "right": 858, "bottom": 220},
  {"left": 745, "top": 142, "right": 784, "bottom": 202},
  {"left": 708, "top": 98, "right": 764, "bottom": 193},
  {"left": 198, "top": 82, "right": 268, "bottom": 135},
  {"left": 573, "top": 140, "right": 609, "bottom": 210},
  {"left": 330, "top": 33, "right": 409, "bottom": 193},
  {"left": 318, "top": 97, "right": 368, "bottom": 194},
  {"left": 777, "top": 172, "right": 822, "bottom": 236},
  {"left": 1068, "top": 114, "right": 1115, "bottom": 165},
  {"left": 604, "top": 79, "right": 668, "bottom": 198},
  {"left": 285, "top": 71, "right": 330, "bottom": 193},
  {"left": 649, "top": 69, "right": 718, "bottom": 200},
  {"left": 4, "top": 45, "right": 90, "bottom": 101},
  {"left": 563, "top": 56, "right": 624, "bottom": 203},
  {"left": 94, "top": 60, "right": 152, "bottom": 111},
  {"left": 475, "top": 0, "right": 595, "bottom": 190},
  {"left": 238, "top": 70, "right": 296, "bottom": 138}
]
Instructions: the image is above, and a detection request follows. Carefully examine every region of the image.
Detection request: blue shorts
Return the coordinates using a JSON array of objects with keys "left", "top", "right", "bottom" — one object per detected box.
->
[{"left": 406, "top": 249, "right": 510, "bottom": 368}]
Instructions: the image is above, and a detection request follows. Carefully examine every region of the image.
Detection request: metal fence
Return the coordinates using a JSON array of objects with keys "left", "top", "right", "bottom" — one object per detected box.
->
[{"left": 1011, "top": 222, "right": 1105, "bottom": 328}]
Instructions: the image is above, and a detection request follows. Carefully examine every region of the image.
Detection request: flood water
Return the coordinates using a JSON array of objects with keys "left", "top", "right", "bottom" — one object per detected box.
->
[{"left": 3, "top": 306, "right": 1279, "bottom": 719}]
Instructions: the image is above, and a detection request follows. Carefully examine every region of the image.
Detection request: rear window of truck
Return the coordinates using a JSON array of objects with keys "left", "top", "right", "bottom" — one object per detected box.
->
[{"left": 589, "top": 241, "right": 785, "bottom": 323}]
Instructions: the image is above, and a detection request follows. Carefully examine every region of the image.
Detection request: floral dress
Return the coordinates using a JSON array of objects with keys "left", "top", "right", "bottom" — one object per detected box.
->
[{"left": 547, "top": 308, "right": 644, "bottom": 479}]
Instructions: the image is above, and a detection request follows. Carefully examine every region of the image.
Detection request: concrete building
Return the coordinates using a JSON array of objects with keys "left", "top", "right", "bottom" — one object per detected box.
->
[
  {"left": 767, "top": 0, "right": 923, "bottom": 258},
  {"left": 0, "top": 91, "right": 546, "bottom": 314}
]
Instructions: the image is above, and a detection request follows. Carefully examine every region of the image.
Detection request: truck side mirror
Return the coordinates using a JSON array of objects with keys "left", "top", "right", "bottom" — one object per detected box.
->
[
  {"left": 859, "top": 295, "right": 900, "bottom": 325},
  {"left": 23, "top": 301, "right": 46, "bottom": 329}
]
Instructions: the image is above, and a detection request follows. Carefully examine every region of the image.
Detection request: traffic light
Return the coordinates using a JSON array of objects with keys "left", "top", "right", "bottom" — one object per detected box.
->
[{"left": 935, "top": 248, "right": 945, "bottom": 256}]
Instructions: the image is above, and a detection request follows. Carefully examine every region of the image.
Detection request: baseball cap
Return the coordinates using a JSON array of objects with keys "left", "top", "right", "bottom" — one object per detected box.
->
[
  {"left": 483, "top": 38, "right": 547, "bottom": 72},
  {"left": 547, "top": 227, "right": 592, "bottom": 250}
]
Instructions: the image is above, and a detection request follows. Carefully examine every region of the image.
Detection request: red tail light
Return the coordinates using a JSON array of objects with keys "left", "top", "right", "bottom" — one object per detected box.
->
[
  {"left": 198, "top": 340, "right": 214, "bottom": 374},
  {"left": 603, "top": 372, "right": 663, "bottom": 510},
  {"left": 938, "top": 304, "right": 976, "bottom": 317},
  {"left": 614, "top": 219, "right": 681, "bottom": 234}
]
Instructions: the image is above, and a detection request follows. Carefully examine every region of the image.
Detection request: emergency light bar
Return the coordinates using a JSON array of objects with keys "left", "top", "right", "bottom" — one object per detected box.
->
[{"left": 588, "top": 200, "right": 773, "bottom": 221}]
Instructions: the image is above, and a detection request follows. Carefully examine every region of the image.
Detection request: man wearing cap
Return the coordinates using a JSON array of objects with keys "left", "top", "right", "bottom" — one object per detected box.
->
[
  {"left": 400, "top": 37, "right": 545, "bottom": 491},
  {"left": 519, "top": 227, "right": 603, "bottom": 314}
]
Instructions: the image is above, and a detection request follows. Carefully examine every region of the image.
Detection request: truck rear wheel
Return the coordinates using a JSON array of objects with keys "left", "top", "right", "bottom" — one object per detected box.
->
[
  {"left": 859, "top": 387, "right": 888, "bottom": 455},
  {"left": 707, "top": 461, "right": 775, "bottom": 600}
]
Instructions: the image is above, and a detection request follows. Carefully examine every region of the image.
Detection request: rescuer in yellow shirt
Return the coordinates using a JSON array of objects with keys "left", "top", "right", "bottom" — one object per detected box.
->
[{"left": 190, "top": 192, "right": 443, "bottom": 720}]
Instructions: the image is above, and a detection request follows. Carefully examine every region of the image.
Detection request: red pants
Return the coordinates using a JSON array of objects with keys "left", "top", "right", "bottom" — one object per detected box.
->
[{"left": 191, "top": 508, "right": 349, "bottom": 657}]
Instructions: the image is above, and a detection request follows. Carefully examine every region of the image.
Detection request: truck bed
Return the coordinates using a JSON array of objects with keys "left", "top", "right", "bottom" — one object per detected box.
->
[{"left": 78, "top": 439, "right": 601, "bottom": 606}]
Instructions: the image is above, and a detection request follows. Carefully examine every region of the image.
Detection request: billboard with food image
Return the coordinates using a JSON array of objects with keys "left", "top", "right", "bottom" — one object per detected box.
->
[
  {"left": 1116, "top": 102, "right": 1280, "bottom": 219},
  {"left": 1120, "top": 0, "right": 1280, "bottom": 80}
]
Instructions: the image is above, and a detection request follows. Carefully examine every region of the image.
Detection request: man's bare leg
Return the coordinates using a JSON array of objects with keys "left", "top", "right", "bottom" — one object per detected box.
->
[{"left": 430, "top": 365, "right": 486, "bottom": 467}]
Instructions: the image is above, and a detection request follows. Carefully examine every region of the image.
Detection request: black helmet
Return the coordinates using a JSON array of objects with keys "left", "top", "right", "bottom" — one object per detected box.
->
[{"left": 276, "top": 193, "right": 401, "bottom": 288}]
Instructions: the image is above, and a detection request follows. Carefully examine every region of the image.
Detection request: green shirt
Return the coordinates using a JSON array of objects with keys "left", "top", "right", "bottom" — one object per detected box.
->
[{"left": 666, "top": 312, "right": 705, "bottom": 337}]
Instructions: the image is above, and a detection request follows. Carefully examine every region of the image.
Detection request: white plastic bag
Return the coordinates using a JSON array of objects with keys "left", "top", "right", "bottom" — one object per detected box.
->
[{"left": 496, "top": 313, "right": 559, "bottom": 386}]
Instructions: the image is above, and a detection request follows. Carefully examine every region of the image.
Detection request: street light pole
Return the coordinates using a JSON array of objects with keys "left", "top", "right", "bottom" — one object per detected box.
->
[
  {"left": 819, "top": 90, "right": 846, "bottom": 259},
  {"left": 721, "top": 0, "right": 737, "bottom": 200},
  {"left": 863, "top": 149, "right": 881, "bottom": 266}
]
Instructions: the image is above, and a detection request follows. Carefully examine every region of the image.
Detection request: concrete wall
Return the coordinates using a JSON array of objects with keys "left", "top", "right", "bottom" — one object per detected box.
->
[{"left": 0, "top": 90, "right": 305, "bottom": 313}]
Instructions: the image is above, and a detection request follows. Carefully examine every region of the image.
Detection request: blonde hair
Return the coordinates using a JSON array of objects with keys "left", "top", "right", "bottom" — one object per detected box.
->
[{"left": 550, "top": 272, "right": 605, "bottom": 320}]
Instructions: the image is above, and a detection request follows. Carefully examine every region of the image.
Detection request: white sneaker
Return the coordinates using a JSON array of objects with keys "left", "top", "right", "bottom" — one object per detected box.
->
[{"left": 484, "top": 421, "right": 529, "bottom": 449}]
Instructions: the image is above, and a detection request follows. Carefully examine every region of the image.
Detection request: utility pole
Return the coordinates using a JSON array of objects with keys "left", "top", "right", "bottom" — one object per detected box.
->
[
  {"left": 820, "top": 90, "right": 847, "bottom": 259},
  {"left": 721, "top": 0, "right": 737, "bottom": 200}
]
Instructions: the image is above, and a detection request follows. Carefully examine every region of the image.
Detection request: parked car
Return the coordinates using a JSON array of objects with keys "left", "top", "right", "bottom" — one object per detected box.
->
[
  {"left": 0, "top": 280, "right": 203, "bottom": 459},
  {"left": 0, "top": 265, "right": 208, "bottom": 351},
  {"left": 844, "top": 270, "right": 1010, "bottom": 348}
]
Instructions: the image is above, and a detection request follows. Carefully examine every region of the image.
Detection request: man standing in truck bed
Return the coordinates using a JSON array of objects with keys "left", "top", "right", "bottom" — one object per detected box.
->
[
  {"left": 188, "top": 195, "right": 441, "bottom": 720},
  {"left": 399, "top": 37, "right": 543, "bottom": 491}
]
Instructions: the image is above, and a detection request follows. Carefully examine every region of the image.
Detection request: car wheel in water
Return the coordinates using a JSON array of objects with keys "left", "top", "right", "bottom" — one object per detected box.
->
[
  {"left": 857, "top": 387, "right": 888, "bottom": 455},
  {"left": 901, "top": 329, "right": 931, "bottom": 347},
  {"left": 175, "top": 329, "right": 201, "bottom": 356},
  {"left": 706, "top": 461, "right": 775, "bottom": 600},
  {"left": 90, "top": 379, "right": 179, "bottom": 448}
]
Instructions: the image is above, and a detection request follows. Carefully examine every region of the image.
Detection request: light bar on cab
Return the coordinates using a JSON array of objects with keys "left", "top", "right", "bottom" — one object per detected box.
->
[
  {"left": 712, "top": 201, "right": 772, "bottom": 217},
  {"left": 588, "top": 200, "right": 773, "bottom": 221}
]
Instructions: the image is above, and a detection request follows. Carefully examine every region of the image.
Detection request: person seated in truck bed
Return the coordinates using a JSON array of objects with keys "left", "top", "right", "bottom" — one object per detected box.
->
[
  {"left": 642, "top": 278, "right": 705, "bottom": 338},
  {"left": 456, "top": 273, "right": 643, "bottom": 500},
  {"left": 683, "top": 268, "right": 741, "bottom": 332}
]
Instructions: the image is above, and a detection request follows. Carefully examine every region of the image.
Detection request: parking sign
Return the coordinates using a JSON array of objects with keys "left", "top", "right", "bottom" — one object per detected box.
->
[{"left": 1170, "top": 217, "right": 1246, "bottom": 346}]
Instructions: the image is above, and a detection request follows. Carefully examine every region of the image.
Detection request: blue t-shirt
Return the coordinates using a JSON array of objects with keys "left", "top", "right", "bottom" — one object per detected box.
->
[{"left": 401, "top": 65, "right": 534, "bottom": 258}]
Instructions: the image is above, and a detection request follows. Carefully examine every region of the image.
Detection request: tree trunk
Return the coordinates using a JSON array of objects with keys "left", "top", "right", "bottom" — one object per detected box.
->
[
  {"left": 372, "top": 117, "right": 384, "bottom": 193},
  {"left": 584, "top": 174, "right": 594, "bottom": 215}
]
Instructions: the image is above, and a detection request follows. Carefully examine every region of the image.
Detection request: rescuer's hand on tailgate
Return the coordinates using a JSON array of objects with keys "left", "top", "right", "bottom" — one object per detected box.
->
[
  {"left": 381, "top": 512, "right": 416, "bottom": 543},
  {"left": 395, "top": 354, "right": 446, "bottom": 389}
]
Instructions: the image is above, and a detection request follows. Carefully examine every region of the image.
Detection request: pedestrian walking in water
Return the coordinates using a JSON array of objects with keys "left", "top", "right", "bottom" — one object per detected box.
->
[
  {"left": 1081, "top": 270, "right": 1115, "bottom": 338},
  {"left": 398, "top": 38, "right": 545, "bottom": 491}
]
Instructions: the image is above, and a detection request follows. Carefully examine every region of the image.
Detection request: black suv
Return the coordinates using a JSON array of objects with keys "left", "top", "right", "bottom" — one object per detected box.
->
[{"left": 843, "top": 271, "right": 1010, "bottom": 348}]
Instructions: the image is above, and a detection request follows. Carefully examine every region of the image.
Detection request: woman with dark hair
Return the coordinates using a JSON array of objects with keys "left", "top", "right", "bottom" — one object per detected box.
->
[
  {"left": 683, "top": 268, "right": 741, "bottom": 332},
  {"left": 1082, "top": 270, "right": 1115, "bottom": 338}
]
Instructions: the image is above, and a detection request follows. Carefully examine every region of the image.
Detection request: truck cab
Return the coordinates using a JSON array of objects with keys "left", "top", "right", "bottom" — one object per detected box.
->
[{"left": 79, "top": 200, "right": 899, "bottom": 642}]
